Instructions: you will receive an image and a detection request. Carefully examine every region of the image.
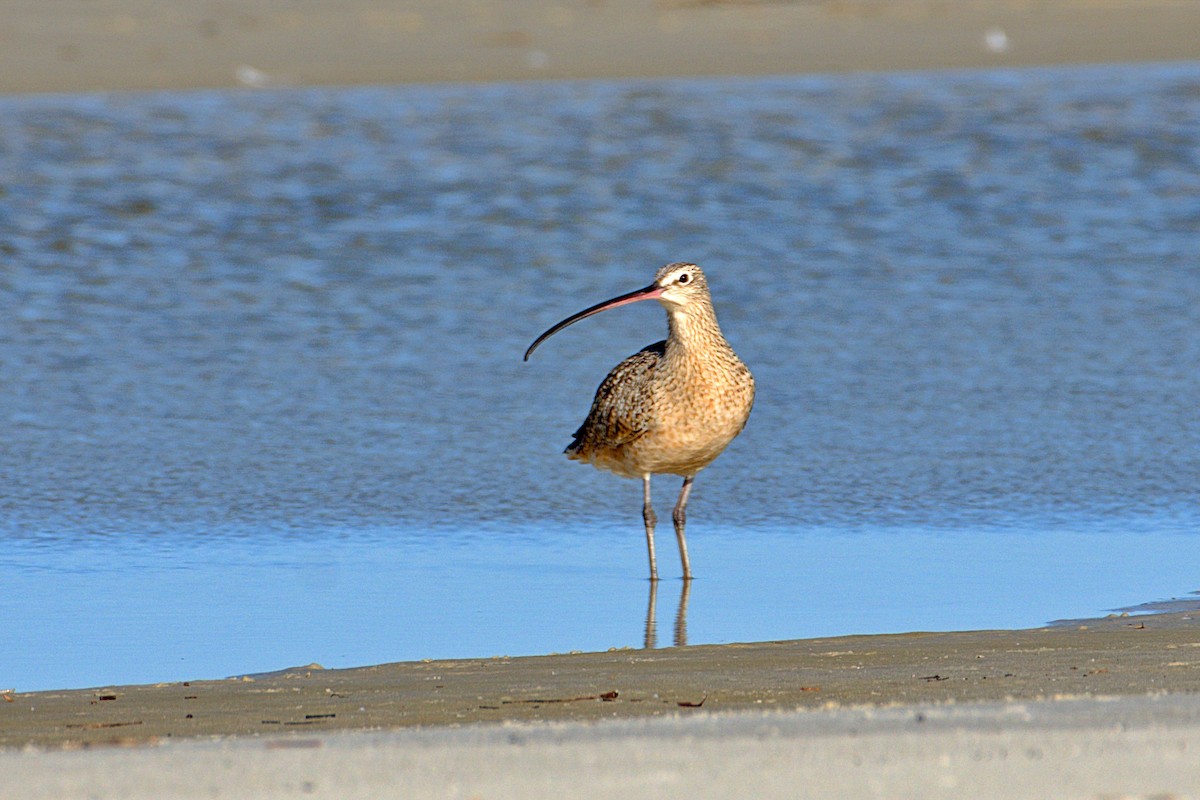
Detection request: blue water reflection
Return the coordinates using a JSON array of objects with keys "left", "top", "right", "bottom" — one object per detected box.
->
[{"left": 5, "top": 517, "right": 1199, "bottom": 691}]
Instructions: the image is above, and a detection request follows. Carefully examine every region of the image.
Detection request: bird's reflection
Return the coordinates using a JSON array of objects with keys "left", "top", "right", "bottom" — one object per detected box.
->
[
  {"left": 644, "top": 580, "right": 658, "bottom": 649},
  {"left": 643, "top": 579, "right": 691, "bottom": 649}
]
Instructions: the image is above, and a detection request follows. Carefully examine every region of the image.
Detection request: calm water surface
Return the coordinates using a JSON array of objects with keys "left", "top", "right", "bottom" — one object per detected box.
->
[{"left": 2, "top": 63, "right": 1199, "bottom": 690}]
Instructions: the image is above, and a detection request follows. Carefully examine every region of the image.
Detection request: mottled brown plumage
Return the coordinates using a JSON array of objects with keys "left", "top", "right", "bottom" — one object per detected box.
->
[{"left": 525, "top": 263, "right": 755, "bottom": 580}]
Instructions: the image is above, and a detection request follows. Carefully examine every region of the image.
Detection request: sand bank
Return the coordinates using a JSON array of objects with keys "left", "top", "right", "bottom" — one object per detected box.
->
[
  {"left": 5, "top": 694, "right": 1200, "bottom": 799},
  {"left": 2, "top": 0, "right": 1199, "bottom": 94},
  {"left": 4, "top": 608, "right": 1198, "bottom": 749},
  {"left": 5, "top": 610, "right": 1200, "bottom": 797}
]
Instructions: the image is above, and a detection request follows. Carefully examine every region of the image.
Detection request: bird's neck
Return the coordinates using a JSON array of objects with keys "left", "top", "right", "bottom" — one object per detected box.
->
[{"left": 665, "top": 303, "right": 735, "bottom": 360}]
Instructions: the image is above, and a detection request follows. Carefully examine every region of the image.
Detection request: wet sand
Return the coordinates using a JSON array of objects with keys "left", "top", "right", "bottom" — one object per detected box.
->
[
  {"left": 5, "top": 609, "right": 1199, "bottom": 749},
  {"left": 7, "top": 610, "right": 1200, "bottom": 796},
  {"left": 2, "top": 0, "right": 1199, "bottom": 94},
  {"left": 9, "top": 694, "right": 1200, "bottom": 799}
]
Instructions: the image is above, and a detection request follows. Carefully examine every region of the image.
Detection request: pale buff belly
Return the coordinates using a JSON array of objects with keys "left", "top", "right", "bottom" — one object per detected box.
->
[{"left": 570, "top": 407, "right": 750, "bottom": 478}]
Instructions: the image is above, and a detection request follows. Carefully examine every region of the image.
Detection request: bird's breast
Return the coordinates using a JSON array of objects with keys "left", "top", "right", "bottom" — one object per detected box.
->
[{"left": 631, "top": 355, "right": 754, "bottom": 475}]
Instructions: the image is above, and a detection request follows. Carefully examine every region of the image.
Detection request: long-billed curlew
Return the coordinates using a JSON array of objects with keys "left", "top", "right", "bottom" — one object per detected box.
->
[{"left": 524, "top": 262, "right": 755, "bottom": 580}]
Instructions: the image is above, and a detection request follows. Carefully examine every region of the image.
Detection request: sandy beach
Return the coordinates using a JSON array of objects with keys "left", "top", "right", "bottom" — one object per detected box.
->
[
  {"left": 2, "top": 0, "right": 1200, "bottom": 94},
  {"left": 14, "top": 694, "right": 1200, "bottom": 799},
  {"left": 5, "top": 609, "right": 1200, "bottom": 796},
  {"left": 5, "top": 1, "right": 1200, "bottom": 795},
  {"left": 5, "top": 608, "right": 1200, "bottom": 749}
]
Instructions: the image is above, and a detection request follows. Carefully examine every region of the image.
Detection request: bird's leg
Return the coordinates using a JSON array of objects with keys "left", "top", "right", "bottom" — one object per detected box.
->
[
  {"left": 672, "top": 476, "right": 694, "bottom": 580},
  {"left": 642, "top": 474, "right": 658, "bottom": 581}
]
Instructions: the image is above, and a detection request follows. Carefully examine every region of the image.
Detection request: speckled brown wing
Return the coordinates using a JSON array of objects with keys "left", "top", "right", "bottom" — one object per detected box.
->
[{"left": 565, "top": 341, "right": 665, "bottom": 458}]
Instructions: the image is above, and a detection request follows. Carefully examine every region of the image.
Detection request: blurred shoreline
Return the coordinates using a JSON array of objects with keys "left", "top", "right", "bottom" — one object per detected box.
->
[{"left": 3, "top": 0, "right": 1199, "bottom": 94}]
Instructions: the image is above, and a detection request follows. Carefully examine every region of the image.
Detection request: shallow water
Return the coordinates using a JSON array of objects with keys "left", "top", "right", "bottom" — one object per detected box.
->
[{"left": 2, "top": 63, "right": 1199, "bottom": 691}]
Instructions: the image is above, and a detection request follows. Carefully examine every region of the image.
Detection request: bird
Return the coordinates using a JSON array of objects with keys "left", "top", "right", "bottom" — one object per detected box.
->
[{"left": 524, "top": 262, "right": 755, "bottom": 581}]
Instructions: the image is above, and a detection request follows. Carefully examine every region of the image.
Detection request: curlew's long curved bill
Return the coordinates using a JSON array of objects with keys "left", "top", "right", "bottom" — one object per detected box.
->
[{"left": 524, "top": 282, "right": 664, "bottom": 361}]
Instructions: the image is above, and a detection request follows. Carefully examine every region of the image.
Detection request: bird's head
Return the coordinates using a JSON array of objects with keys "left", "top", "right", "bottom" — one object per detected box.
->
[{"left": 653, "top": 262, "right": 710, "bottom": 310}]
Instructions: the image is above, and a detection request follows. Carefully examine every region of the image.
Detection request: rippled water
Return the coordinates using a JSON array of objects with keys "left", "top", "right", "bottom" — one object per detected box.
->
[{"left": 3, "top": 63, "right": 1199, "bottom": 690}]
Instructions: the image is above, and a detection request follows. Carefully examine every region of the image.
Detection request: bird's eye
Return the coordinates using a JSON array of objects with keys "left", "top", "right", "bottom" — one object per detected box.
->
[{"left": 678, "top": 273, "right": 691, "bottom": 284}]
